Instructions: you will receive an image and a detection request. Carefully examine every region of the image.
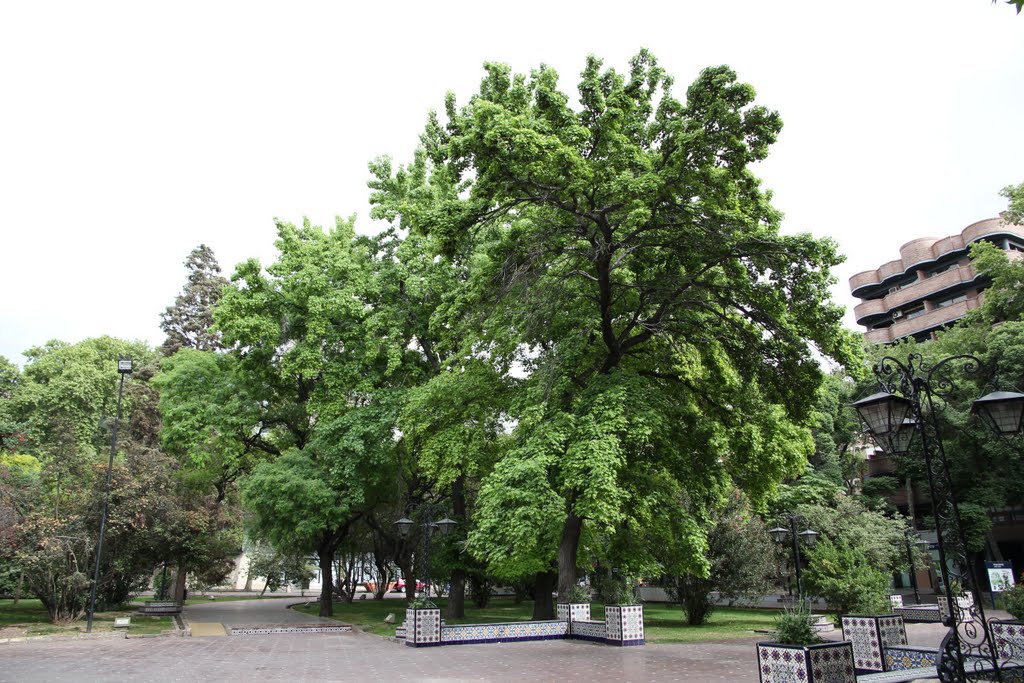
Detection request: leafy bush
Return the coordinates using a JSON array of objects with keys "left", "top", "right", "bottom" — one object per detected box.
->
[
  {"left": 773, "top": 603, "right": 821, "bottom": 645},
  {"left": 1005, "top": 582, "right": 1024, "bottom": 620},
  {"left": 594, "top": 573, "right": 636, "bottom": 605},
  {"left": 667, "top": 490, "right": 776, "bottom": 625},
  {"left": 568, "top": 583, "right": 590, "bottom": 603},
  {"left": 407, "top": 596, "right": 437, "bottom": 609},
  {"left": 802, "top": 537, "right": 890, "bottom": 615}
]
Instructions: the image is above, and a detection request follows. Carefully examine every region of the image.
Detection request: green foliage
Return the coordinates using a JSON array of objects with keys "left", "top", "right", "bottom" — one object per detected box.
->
[
  {"left": 792, "top": 496, "right": 910, "bottom": 574},
  {"left": 860, "top": 475, "right": 899, "bottom": 498},
  {"left": 9, "top": 337, "right": 154, "bottom": 459},
  {"left": 160, "top": 244, "right": 228, "bottom": 355},
  {"left": 567, "top": 583, "right": 590, "bottom": 603},
  {"left": 373, "top": 50, "right": 860, "bottom": 597},
  {"left": 1004, "top": 581, "right": 1024, "bottom": 620},
  {"left": 772, "top": 602, "right": 821, "bottom": 645},
  {"left": 802, "top": 537, "right": 891, "bottom": 615},
  {"left": 245, "top": 541, "right": 314, "bottom": 594},
  {"left": 407, "top": 596, "right": 437, "bottom": 609},
  {"left": 666, "top": 489, "right": 777, "bottom": 625},
  {"left": 1001, "top": 181, "right": 1024, "bottom": 223},
  {"left": 593, "top": 573, "right": 636, "bottom": 606}
]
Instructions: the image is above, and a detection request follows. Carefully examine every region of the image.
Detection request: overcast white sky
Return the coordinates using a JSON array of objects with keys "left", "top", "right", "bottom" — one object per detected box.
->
[{"left": 1, "top": 2, "right": 1022, "bottom": 364}]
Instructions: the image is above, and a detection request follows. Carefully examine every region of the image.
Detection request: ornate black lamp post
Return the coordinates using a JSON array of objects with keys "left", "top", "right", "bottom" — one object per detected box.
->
[
  {"left": 86, "top": 356, "right": 132, "bottom": 633},
  {"left": 768, "top": 517, "right": 819, "bottom": 602},
  {"left": 394, "top": 509, "right": 456, "bottom": 600},
  {"left": 852, "top": 352, "right": 1024, "bottom": 682}
]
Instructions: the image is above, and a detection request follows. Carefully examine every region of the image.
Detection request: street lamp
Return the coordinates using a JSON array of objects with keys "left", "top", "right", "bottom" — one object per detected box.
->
[
  {"left": 852, "top": 352, "right": 1024, "bottom": 682},
  {"left": 394, "top": 509, "right": 456, "bottom": 601},
  {"left": 86, "top": 355, "right": 132, "bottom": 633},
  {"left": 768, "top": 516, "right": 819, "bottom": 602}
]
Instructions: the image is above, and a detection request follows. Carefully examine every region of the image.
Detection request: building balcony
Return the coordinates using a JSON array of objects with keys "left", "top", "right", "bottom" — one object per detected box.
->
[
  {"left": 865, "top": 297, "right": 982, "bottom": 343},
  {"left": 849, "top": 218, "right": 1024, "bottom": 298},
  {"left": 854, "top": 264, "right": 979, "bottom": 325}
]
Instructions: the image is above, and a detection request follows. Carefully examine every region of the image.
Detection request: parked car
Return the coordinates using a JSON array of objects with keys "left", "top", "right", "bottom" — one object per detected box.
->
[{"left": 393, "top": 580, "right": 426, "bottom": 592}]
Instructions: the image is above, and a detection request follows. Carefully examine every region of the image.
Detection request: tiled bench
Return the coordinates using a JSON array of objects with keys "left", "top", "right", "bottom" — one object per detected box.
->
[{"left": 857, "top": 667, "right": 938, "bottom": 682}]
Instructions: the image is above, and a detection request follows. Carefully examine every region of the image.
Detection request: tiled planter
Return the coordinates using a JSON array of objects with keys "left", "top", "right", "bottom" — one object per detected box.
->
[
  {"left": 405, "top": 607, "right": 441, "bottom": 647},
  {"left": 556, "top": 602, "right": 591, "bottom": 629},
  {"left": 840, "top": 615, "right": 907, "bottom": 673},
  {"left": 756, "top": 641, "right": 856, "bottom": 683},
  {"left": 937, "top": 594, "right": 974, "bottom": 623},
  {"left": 605, "top": 604, "right": 645, "bottom": 646},
  {"left": 990, "top": 619, "right": 1024, "bottom": 660}
]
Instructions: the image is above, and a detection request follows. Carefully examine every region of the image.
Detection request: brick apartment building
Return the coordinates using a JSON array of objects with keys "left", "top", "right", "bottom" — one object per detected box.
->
[{"left": 850, "top": 216, "right": 1024, "bottom": 592}]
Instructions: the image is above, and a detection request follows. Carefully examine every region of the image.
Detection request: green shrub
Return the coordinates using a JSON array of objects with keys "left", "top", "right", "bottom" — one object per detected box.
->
[
  {"left": 1005, "top": 582, "right": 1024, "bottom": 621},
  {"left": 407, "top": 596, "right": 437, "bottom": 609},
  {"left": 568, "top": 583, "right": 591, "bottom": 603},
  {"left": 773, "top": 603, "right": 821, "bottom": 645},
  {"left": 802, "top": 537, "right": 890, "bottom": 615}
]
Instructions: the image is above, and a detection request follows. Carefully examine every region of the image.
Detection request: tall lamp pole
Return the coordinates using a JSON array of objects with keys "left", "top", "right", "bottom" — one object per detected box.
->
[
  {"left": 86, "top": 356, "right": 132, "bottom": 633},
  {"left": 768, "top": 517, "right": 819, "bottom": 602},
  {"left": 852, "top": 353, "right": 1024, "bottom": 682},
  {"left": 395, "top": 508, "right": 456, "bottom": 601}
]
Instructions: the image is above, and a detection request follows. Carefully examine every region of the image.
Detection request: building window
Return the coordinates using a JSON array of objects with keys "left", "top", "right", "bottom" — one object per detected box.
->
[
  {"left": 905, "top": 307, "right": 926, "bottom": 320},
  {"left": 935, "top": 294, "right": 967, "bottom": 309}
]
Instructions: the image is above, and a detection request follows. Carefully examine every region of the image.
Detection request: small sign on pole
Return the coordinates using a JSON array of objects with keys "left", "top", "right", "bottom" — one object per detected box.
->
[{"left": 986, "top": 561, "right": 1015, "bottom": 593}]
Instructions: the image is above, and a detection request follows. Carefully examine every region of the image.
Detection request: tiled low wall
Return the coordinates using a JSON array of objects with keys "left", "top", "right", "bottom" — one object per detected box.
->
[
  {"left": 570, "top": 619, "right": 608, "bottom": 643},
  {"left": 883, "top": 645, "right": 938, "bottom": 671},
  {"left": 892, "top": 606, "right": 942, "bottom": 622},
  {"left": 403, "top": 603, "right": 645, "bottom": 648},
  {"left": 440, "top": 620, "right": 568, "bottom": 645}
]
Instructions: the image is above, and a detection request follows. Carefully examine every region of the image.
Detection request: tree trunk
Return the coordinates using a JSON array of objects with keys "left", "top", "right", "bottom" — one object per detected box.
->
[
  {"left": 986, "top": 531, "right": 1005, "bottom": 562},
  {"left": 556, "top": 511, "right": 583, "bottom": 602},
  {"left": 13, "top": 572, "right": 23, "bottom": 605},
  {"left": 532, "top": 571, "right": 556, "bottom": 620},
  {"left": 447, "top": 474, "right": 468, "bottom": 619},
  {"left": 447, "top": 569, "right": 466, "bottom": 618},
  {"left": 173, "top": 567, "right": 187, "bottom": 604},
  {"left": 318, "top": 541, "right": 335, "bottom": 617}
]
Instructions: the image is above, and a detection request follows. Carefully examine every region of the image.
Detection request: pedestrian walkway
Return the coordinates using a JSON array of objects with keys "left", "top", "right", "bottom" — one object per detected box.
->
[
  {"left": 189, "top": 622, "right": 228, "bottom": 637},
  {"left": 0, "top": 604, "right": 970, "bottom": 682}
]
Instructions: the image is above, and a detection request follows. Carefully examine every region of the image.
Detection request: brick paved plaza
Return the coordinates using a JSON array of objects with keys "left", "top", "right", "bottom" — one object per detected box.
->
[
  {"left": 0, "top": 623, "right": 956, "bottom": 683},
  {"left": 0, "top": 630, "right": 765, "bottom": 682},
  {"left": 0, "top": 597, "right": 957, "bottom": 682}
]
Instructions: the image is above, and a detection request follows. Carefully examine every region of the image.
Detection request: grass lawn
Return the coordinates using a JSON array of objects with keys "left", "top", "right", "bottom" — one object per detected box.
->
[
  {"left": 292, "top": 597, "right": 781, "bottom": 642},
  {"left": 0, "top": 599, "right": 175, "bottom": 637}
]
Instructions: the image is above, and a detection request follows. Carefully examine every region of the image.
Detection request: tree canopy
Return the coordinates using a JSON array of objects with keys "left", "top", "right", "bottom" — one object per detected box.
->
[{"left": 371, "top": 51, "right": 860, "bottom": 598}]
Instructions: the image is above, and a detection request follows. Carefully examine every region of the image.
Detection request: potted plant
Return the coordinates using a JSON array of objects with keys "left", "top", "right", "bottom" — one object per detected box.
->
[
  {"left": 756, "top": 604, "right": 856, "bottom": 683},
  {"left": 594, "top": 574, "right": 645, "bottom": 646}
]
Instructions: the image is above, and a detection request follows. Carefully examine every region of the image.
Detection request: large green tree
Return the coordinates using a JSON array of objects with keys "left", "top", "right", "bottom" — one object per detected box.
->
[
  {"left": 218, "top": 218, "right": 424, "bottom": 616},
  {"left": 371, "top": 51, "right": 859, "bottom": 599}
]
